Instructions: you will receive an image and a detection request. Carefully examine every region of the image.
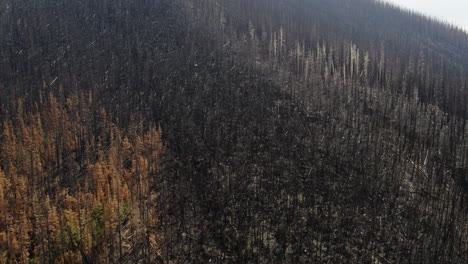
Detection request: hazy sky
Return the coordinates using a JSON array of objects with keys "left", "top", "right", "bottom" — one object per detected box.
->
[{"left": 384, "top": 0, "right": 468, "bottom": 31}]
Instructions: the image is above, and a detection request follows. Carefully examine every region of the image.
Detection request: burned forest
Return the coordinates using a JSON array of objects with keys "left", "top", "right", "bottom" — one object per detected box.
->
[{"left": 0, "top": 0, "right": 467, "bottom": 263}]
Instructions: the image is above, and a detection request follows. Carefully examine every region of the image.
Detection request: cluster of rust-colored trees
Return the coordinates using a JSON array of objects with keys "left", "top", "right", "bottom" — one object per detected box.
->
[{"left": 0, "top": 92, "right": 164, "bottom": 263}]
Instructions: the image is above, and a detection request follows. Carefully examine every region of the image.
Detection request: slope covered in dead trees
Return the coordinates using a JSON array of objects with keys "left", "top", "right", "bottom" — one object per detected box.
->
[
  {"left": 0, "top": 93, "right": 164, "bottom": 263},
  {"left": 0, "top": 0, "right": 467, "bottom": 263}
]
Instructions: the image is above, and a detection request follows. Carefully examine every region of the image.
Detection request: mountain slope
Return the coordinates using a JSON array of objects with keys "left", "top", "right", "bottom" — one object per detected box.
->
[{"left": 0, "top": 0, "right": 467, "bottom": 263}]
